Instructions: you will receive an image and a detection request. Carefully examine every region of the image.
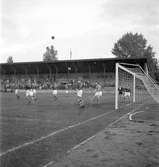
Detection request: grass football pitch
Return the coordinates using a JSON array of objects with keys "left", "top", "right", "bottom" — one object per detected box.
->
[{"left": 0, "top": 90, "right": 157, "bottom": 167}]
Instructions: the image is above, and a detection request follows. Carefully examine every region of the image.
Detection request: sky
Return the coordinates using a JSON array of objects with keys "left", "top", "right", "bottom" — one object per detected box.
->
[{"left": 0, "top": 0, "right": 159, "bottom": 63}]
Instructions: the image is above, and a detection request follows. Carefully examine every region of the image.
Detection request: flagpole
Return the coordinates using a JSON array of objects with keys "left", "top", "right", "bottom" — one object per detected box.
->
[{"left": 70, "top": 48, "right": 72, "bottom": 60}]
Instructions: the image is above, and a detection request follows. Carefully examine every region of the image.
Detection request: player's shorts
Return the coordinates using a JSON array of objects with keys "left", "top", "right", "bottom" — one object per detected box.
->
[
  {"left": 52, "top": 90, "right": 57, "bottom": 95},
  {"left": 77, "top": 90, "right": 83, "bottom": 98},
  {"left": 95, "top": 91, "right": 102, "bottom": 98},
  {"left": 79, "top": 99, "right": 85, "bottom": 108},
  {"left": 15, "top": 89, "right": 18, "bottom": 95},
  {"left": 33, "top": 90, "right": 36, "bottom": 95},
  {"left": 124, "top": 91, "right": 130, "bottom": 97},
  {"left": 29, "top": 91, "right": 34, "bottom": 97},
  {"left": 26, "top": 90, "right": 30, "bottom": 97}
]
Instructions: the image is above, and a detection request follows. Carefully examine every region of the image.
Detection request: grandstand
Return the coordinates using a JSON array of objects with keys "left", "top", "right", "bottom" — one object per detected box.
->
[{"left": 0, "top": 57, "right": 147, "bottom": 91}]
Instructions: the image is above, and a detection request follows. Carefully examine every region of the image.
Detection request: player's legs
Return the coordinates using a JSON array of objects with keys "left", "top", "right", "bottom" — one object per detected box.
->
[
  {"left": 26, "top": 95, "right": 31, "bottom": 104},
  {"left": 15, "top": 89, "right": 20, "bottom": 99},
  {"left": 16, "top": 94, "right": 20, "bottom": 99},
  {"left": 127, "top": 92, "right": 131, "bottom": 102},
  {"left": 33, "top": 90, "right": 38, "bottom": 102},
  {"left": 31, "top": 95, "right": 36, "bottom": 104},
  {"left": 33, "top": 92, "right": 38, "bottom": 103},
  {"left": 76, "top": 89, "right": 83, "bottom": 104},
  {"left": 92, "top": 91, "right": 98, "bottom": 104},
  {"left": 123, "top": 91, "right": 131, "bottom": 103},
  {"left": 53, "top": 94, "right": 58, "bottom": 100},
  {"left": 93, "top": 91, "right": 102, "bottom": 104},
  {"left": 96, "top": 94, "right": 101, "bottom": 104},
  {"left": 33, "top": 94, "right": 38, "bottom": 102},
  {"left": 52, "top": 90, "right": 58, "bottom": 100}
]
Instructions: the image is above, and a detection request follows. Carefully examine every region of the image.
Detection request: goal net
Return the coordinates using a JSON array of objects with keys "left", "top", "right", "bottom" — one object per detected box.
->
[{"left": 115, "top": 63, "right": 159, "bottom": 110}]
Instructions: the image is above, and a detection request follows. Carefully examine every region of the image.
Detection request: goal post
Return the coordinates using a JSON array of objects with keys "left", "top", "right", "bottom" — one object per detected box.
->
[
  {"left": 115, "top": 63, "right": 119, "bottom": 110},
  {"left": 115, "top": 63, "right": 136, "bottom": 110},
  {"left": 133, "top": 74, "right": 136, "bottom": 103},
  {"left": 115, "top": 62, "right": 159, "bottom": 110}
]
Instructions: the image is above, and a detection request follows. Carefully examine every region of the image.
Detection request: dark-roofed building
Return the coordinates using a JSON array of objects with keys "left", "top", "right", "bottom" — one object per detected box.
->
[{"left": 0, "top": 57, "right": 147, "bottom": 90}]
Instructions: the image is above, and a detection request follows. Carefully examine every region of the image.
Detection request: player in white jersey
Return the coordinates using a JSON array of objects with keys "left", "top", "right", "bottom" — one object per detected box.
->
[
  {"left": 25, "top": 89, "right": 36, "bottom": 104},
  {"left": 30, "top": 89, "right": 37, "bottom": 103},
  {"left": 25, "top": 88, "right": 32, "bottom": 104},
  {"left": 92, "top": 82, "right": 102, "bottom": 104},
  {"left": 52, "top": 89, "right": 58, "bottom": 100},
  {"left": 65, "top": 84, "right": 69, "bottom": 94},
  {"left": 76, "top": 86, "right": 86, "bottom": 108},
  {"left": 30, "top": 89, "right": 34, "bottom": 97},
  {"left": 52, "top": 82, "right": 58, "bottom": 100},
  {"left": 76, "top": 87, "right": 83, "bottom": 102},
  {"left": 15, "top": 88, "right": 20, "bottom": 99},
  {"left": 32, "top": 88, "right": 37, "bottom": 102}
]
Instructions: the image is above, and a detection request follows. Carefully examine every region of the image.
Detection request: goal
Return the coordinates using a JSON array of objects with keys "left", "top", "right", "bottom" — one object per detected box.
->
[{"left": 115, "top": 63, "right": 159, "bottom": 110}]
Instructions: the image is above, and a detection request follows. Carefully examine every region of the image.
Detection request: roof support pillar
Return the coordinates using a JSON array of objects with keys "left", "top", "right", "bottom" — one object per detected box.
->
[
  {"left": 88, "top": 63, "right": 91, "bottom": 79},
  {"left": 25, "top": 67, "right": 28, "bottom": 76},
  {"left": 46, "top": 63, "right": 52, "bottom": 80},
  {"left": 65, "top": 62, "right": 69, "bottom": 81},
  {"left": 54, "top": 64, "right": 58, "bottom": 81},
  {"left": 102, "top": 63, "right": 106, "bottom": 82},
  {"left": 73, "top": 62, "right": 78, "bottom": 73}
]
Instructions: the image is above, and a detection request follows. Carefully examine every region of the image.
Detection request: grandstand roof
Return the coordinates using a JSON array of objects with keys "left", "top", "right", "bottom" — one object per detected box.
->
[{"left": 0, "top": 57, "right": 147, "bottom": 75}]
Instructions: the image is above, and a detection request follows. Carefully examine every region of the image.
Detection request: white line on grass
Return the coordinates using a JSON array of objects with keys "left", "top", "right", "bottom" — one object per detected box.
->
[
  {"left": 69, "top": 104, "right": 144, "bottom": 152},
  {"left": 42, "top": 114, "right": 129, "bottom": 167},
  {"left": 43, "top": 104, "right": 144, "bottom": 167},
  {"left": 129, "top": 111, "right": 145, "bottom": 121},
  {"left": 70, "top": 113, "right": 129, "bottom": 152},
  {"left": 0, "top": 116, "right": 53, "bottom": 123},
  {"left": 0, "top": 110, "right": 114, "bottom": 157},
  {"left": 43, "top": 161, "right": 54, "bottom": 167}
]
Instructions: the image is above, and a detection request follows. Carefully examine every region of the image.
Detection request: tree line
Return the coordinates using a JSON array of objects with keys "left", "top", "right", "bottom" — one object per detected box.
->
[{"left": 112, "top": 32, "right": 158, "bottom": 80}]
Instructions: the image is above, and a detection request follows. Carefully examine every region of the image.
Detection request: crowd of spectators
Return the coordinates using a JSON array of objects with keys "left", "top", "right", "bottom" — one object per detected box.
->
[{"left": 0, "top": 74, "right": 115, "bottom": 92}]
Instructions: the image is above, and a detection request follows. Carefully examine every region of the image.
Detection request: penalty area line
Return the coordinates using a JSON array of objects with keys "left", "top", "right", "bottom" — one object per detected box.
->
[
  {"left": 69, "top": 112, "right": 129, "bottom": 152},
  {"left": 0, "top": 110, "right": 114, "bottom": 157},
  {"left": 68, "top": 103, "right": 145, "bottom": 152},
  {"left": 42, "top": 113, "right": 128, "bottom": 167},
  {"left": 0, "top": 116, "right": 53, "bottom": 123}
]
